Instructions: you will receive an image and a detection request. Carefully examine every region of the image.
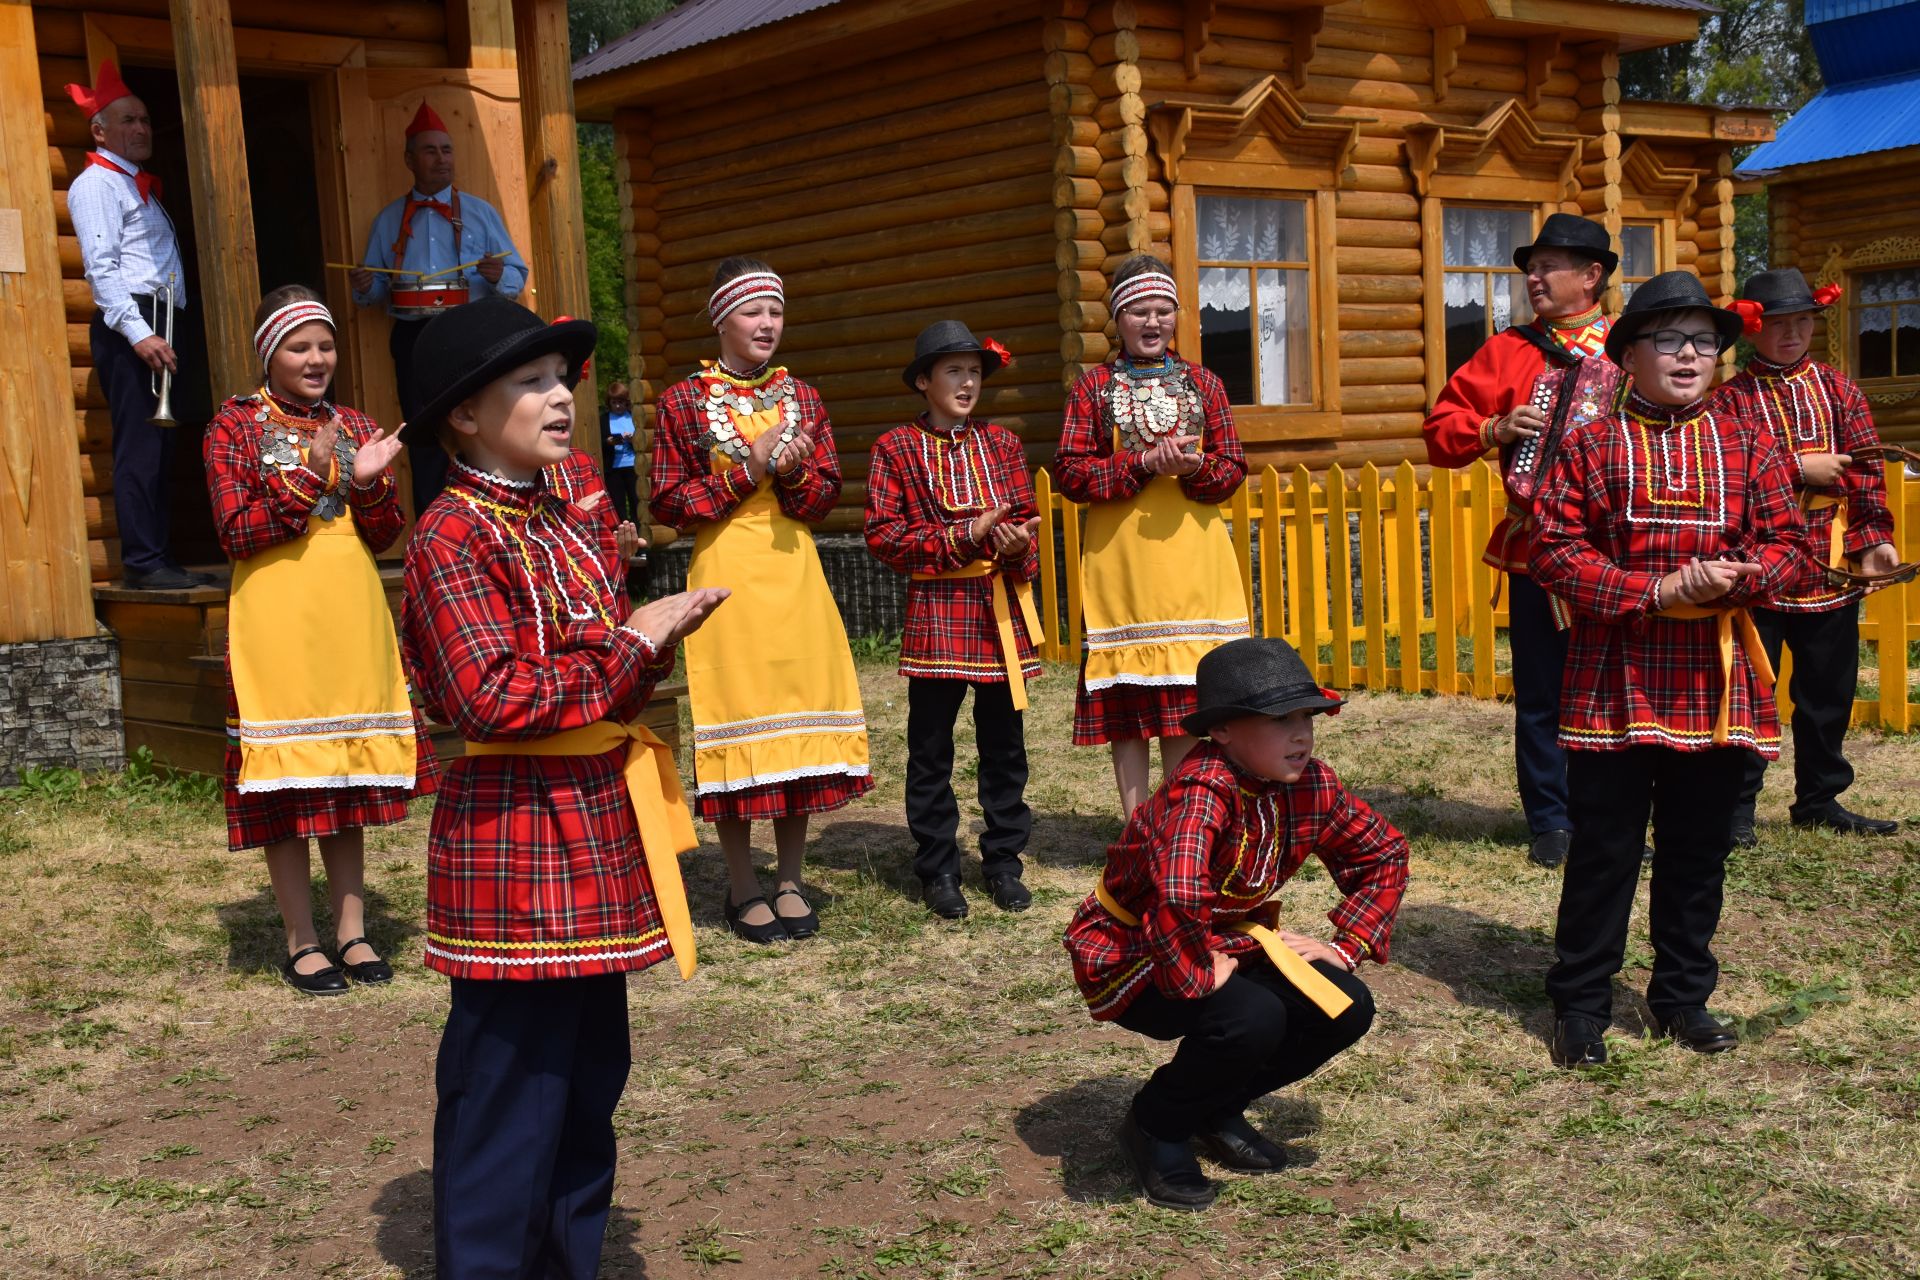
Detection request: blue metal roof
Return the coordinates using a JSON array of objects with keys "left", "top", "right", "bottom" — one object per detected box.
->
[
  {"left": 574, "top": 0, "right": 843, "bottom": 80},
  {"left": 1807, "top": 0, "right": 1920, "bottom": 82},
  {"left": 1806, "top": 0, "right": 1911, "bottom": 22},
  {"left": 1735, "top": 69, "right": 1920, "bottom": 173}
]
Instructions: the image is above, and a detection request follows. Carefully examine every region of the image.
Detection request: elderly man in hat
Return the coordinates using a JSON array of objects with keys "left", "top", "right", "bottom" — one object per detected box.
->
[
  {"left": 1422, "top": 213, "right": 1619, "bottom": 869},
  {"left": 350, "top": 102, "right": 528, "bottom": 516},
  {"left": 65, "top": 61, "right": 213, "bottom": 591}
]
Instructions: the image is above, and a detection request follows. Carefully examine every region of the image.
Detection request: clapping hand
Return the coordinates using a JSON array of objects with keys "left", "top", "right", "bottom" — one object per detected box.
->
[
  {"left": 969, "top": 504, "right": 1011, "bottom": 545},
  {"left": 615, "top": 521, "right": 644, "bottom": 562},
  {"left": 774, "top": 428, "right": 814, "bottom": 476},
  {"left": 1661, "top": 556, "right": 1761, "bottom": 606},
  {"left": 627, "top": 587, "right": 730, "bottom": 646},
  {"left": 306, "top": 417, "right": 340, "bottom": 478},
  {"left": 1144, "top": 434, "right": 1201, "bottom": 476},
  {"left": 351, "top": 421, "right": 404, "bottom": 486},
  {"left": 1799, "top": 452, "right": 1850, "bottom": 487},
  {"left": 990, "top": 516, "right": 1040, "bottom": 560}
]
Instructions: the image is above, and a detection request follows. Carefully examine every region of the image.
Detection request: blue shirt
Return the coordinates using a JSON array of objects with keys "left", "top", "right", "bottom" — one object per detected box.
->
[
  {"left": 351, "top": 184, "right": 527, "bottom": 315},
  {"left": 608, "top": 411, "right": 635, "bottom": 469}
]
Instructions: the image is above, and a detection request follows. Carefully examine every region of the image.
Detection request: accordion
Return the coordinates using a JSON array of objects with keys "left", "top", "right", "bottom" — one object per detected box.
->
[{"left": 1502, "top": 354, "right": 1625, "bottom": 508}]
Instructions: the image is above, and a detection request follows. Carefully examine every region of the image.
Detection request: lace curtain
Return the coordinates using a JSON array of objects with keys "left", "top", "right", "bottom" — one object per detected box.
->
[
  {"left": 1442, "top": 208, "right": 1535, "bottom": 333},
  {"left": 1855, "top": 266, "right": 1920, "bottom": 335},
  {"left": 1196, "top": 196, "right": 1311, "bottom": 405}
]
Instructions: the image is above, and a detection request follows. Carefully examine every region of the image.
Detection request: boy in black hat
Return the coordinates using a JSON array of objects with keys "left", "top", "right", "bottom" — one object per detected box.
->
[
  {"left": 1530, "top": 270, "right": 1805, "bottom": 1069},
  {"left": 1720, "top": 268, "right": 1900, "bottom": 842},
  {"left": 1063, "top": 637, "right": 1408, "bottom": 1211},
  {"left": 866, "top": 321, "right": 1042, "bottom": 919},
  {"left": 397, "top": 296, "right": 729, "bottom": 1277}
]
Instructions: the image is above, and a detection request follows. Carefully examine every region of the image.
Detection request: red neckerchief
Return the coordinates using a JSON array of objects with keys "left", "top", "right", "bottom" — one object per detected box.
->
[
  {"left": 86, "top": 152, "right": 160, "bottom": 204},
  {"left": 390, "top": 188, "right": 462, "bottom": 269}
]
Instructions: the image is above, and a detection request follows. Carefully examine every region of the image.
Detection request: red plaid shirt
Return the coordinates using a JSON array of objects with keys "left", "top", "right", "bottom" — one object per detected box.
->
[
  {"left": 1530, "top": 393, "right": 1806, "bottom": 757},
  {"left": 1715, "top": 357, "right": 1893, "bottom": 611},
  {"left": 865, "top": 416, "right": 1041, "bottom": 682},
  {"left": 204, "top": 392, "right": 404, "bottom": 559},
  {"left": 1063, "top": 742, "right": 1408, "bottom": 1021},
  {"left": 400, "top": 451, "right": 679, "bottom": 981},
  {"left": 1052, "top": 358, "right": 1246, "bottom": 505},
  {"left": 648, "top": 369, "right": 840, "bottom": 530}
]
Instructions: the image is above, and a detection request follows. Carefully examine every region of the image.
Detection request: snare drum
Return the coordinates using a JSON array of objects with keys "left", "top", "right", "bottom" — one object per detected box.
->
[{"left": 390, "top": 281, "right": 470, "bottom": 318}]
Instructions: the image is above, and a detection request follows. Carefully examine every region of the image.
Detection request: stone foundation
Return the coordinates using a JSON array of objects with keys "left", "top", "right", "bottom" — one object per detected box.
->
[{"left": 0, "top": 630, "right": 125, "bottom": 785}]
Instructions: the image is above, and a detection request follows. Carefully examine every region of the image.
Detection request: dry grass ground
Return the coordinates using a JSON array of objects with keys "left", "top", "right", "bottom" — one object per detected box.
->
[{"left": 2, "top": 659, "right": 1917, "bottom": 1279}]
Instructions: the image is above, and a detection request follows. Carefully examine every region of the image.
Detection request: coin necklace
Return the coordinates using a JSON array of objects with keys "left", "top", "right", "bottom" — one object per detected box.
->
[
  {"left": 696, "top": 365, "right": 800, "bottom": 467},
  {"left": 250, "top": 388, "right": 354, "bottom": 520},
  {"left": 1106, "top": 357, "right": 1204, "bottom": 453}
]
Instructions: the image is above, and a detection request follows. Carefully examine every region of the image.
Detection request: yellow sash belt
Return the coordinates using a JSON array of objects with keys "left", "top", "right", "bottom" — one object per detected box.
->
[
  {"left": 1094, "top": 880, "right": 1353, "bottom": 1019},
  {"left": 465, "top": 721, "right": 699, "bottom": 979},
  {"left": 912, "top": 560, "right": 1044, "bottom": 712},
  {"left": 1655, "top": 603, "right": 1776, "bottom": 745},
  {"left": 1802, "top": 492, "right": 1847, "bottom": 568}
]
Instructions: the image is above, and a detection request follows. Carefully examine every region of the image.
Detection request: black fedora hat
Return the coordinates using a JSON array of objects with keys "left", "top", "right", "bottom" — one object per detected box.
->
[
  {"left": 1513, "top": 212, "right": 1619, "bottom": 278},
  {"left": 902, "top": 319, "right": 1006, "bottom": 391},
  {"left": 1179, "top": 638, "right": 1344, "bottom": 737},
  {"left": 1738, "top": 267, "right": 1835, "bottom": 318},
  {"left": 1603, "top": 270, "right": 1744, "bottom": 365},
  {"left": 408, "top": 296, "right": 597, "bottom": 433}
]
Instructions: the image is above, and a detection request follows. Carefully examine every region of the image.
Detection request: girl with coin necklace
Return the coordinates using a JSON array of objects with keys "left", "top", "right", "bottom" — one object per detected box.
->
[
  {"left": 203, "top": 284, "right": 437, "bottom": 996},
  {"left": 650, "top": 257, "right": 873, "bottom": 943},
  {"left": 1053, "top": 254, "right": 1251, "bottom": 816}
]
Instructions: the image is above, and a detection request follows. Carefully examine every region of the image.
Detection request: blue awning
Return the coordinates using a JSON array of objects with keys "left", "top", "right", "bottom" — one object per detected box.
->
[{"left": 1736, "top": 70, "right": 1920, "bottom": 174}]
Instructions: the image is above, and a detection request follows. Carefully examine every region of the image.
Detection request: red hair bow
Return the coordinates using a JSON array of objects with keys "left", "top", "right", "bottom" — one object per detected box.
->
[
  {"left": 982, "top": 336, "right": 1013, "bottom": 369},
  {"left": 1320, "top": 687, "right": 1342, "bottom": 715},
  {"left": 1731, "top": 298, "right": 1766, "bottom": 335},
  {"left": 1813, "top": 283, "right": 1843, "bottom": 306}
]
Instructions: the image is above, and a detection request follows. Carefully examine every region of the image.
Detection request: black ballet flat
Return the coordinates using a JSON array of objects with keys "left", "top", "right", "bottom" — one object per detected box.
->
[
  {"left": 773, "top": 888, "right": 820, "bottom": 939},
  {"left": 336, "top": 937, "right": 394, "bottom": 986},
  {"left": 724, "top": 895, "right": 789, "bottom": 945},
  {"left": 281, "top": 945, "right": 349, "bottom": 997}
]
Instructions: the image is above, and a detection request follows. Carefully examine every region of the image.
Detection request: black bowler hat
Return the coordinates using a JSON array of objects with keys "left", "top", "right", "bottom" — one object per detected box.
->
[
  {"left": 408, "top": 296, "right": 597, "bottom": 433},
  {"left": 1180, "top": 638, "right": 1344, "bottom": 737},
  {"left": 902, "top": 319, "right": 1007, "bottom": 391},
  {"left": 1603, "top": 270, "right": 1744, "bottom": 365},
  {"left": 1738, "top": 267, "right": 1835, "bottom": 318},
  {"left": 1513, "top": 212, "right": 1619, "bottom": 278}
]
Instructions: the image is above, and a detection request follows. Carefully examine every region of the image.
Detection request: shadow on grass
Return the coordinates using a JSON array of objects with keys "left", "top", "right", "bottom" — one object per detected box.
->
[
  {"left": 372, "top": 1166, "right": 656, "bottom": 1277},
  {"left": 216, "top": 880, "right": 421, "bottom": 976},
  {"left": 1354, "top": 789, "right": 1531, "bottom": 845}
]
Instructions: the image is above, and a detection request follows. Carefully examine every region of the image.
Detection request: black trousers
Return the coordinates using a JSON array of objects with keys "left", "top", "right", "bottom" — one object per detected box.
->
[
  {"left": 1117, "top": 958, "right": 1374, "bottom": 1142},
  {"left": 1548, "top": 747, "right": 1745, "bottom": 1026},
  {"left": 434, "top": 974, "right": 631, "bottom": 1280},
  {"left": 1738, "top": 603, "right": 1859, "bottom": 821},
  {"left": 92, "top": 300, "right": 204, "bottom": 577},
  {"left": 608, "top": 465, "right": 638, "bottom": 525},
  {"left": 391, "top": 318, "right": 450, "bottom": 516},
  {"left": 1507, "top": 572, "right": 1572, "bottom": 834},
  {"left": 905, "top": 677, "right": 1030, "bottom": 882}
]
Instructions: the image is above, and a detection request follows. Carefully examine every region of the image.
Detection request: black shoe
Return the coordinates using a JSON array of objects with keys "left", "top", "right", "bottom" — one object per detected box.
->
[
  {"left": 922, "top": 874, "right": 969, "bottom": 920},
  {"left": 985, "top": 871, "right": 1031, "bottom": 912},
  {"left": 121, "top": 566, "right": 201, "bottom": 592},
  {"left": 1195, "top": 1112, "right": 1286, "bottom": 1174},
  {"left": 280, "top": 945, "right": 349, "bottom": 996},
  {"left": 1731, "top": 806, "right": 1758, "bottom": 849},
  {"left": 1528, "top": 829, "right": 1572, "bottom": 869},
  {"left": 1792, "top": 804, "right": 1899, "bottom": 836},
  {"left": 1657, "top": 1007, "right": 1739, "bottom": 1054},
  {"left": 336, "top": 937, "right": 393, "bottom": 985},
  {"left": 167, "top": 564, "right": 220, "bottom": 587},
  {"left": 773, "top": 887, "right": 819, "bottom": 940},
  {"left": 1550, "top": 1016, "right": 1608, "bottom": 1068},
  {"left": 723, "top": 895, "right": 788, "bottom": 944},
  {"left": 1115, "top": 1110, "right": 1216, "bottom": 1210}
]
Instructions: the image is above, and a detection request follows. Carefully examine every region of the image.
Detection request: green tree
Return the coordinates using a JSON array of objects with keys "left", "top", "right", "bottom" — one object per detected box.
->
[{"left": 569, "top": 0, "right": 676, "bottom": 60}]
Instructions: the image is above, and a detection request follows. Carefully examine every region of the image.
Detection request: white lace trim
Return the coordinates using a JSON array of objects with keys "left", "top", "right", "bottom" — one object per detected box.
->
[
  {"left": 425, "top": 939, "right": 669, "bottom": 968},
  {"left": 235, "top": 773, "right": 417, "bottom": 794},
  {"left": 453, "top": 456, "right": 535, "bottom": 489},
  {"left": 1083, "top": 673, "right": 1199, "bottom": 691},
  {"left": 694, "top": 763, "right": 871, "bottom": 795}
]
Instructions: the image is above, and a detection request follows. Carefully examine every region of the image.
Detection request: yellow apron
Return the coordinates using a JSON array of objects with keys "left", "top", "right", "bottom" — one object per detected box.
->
[
  {"left": 1655, "top": 602, "right": 1776, "bottom": 745},
  {"left": 910, "top": 561, "right": 1044, "bottom": 711},
  {"left": 228, "top": 505, "right": 417, "bottom": 792},
  {"left": 683, "top": 407, "right": 869, "bottom": 799},
  {"left": 465, "top": 721, "right": 699, "bottom": 980},
  {"left": 1081, "top": 471, "right": 1249, "bottom": 692}
]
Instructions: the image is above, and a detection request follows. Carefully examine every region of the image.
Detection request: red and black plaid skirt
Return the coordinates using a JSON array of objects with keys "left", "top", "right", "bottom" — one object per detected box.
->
[
  {"left": 223, "top": 709, "right": 441, "bottom": 851},
  {"left": 693, "top": 770, "right": 874, "bottom": 823},
  {"left": 1072, "top": 664, "right": 1198, "bottom": 746}
]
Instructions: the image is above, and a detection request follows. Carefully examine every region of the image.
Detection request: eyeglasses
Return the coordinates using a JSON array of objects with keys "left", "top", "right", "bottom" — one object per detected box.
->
[{"left": 1638, "top": 329, "right": 1727, "bottom": 356}]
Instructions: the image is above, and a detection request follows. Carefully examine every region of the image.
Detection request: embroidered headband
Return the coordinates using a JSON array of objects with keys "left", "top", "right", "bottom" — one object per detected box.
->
[
  {"left": 254, "top": 301, "right": 335, "bottom": 366},
  {"left": 1110, "top": 271, "right": 1179, "bottom": 314},
  {"left": 709, "top": 271, "right": 784, "bottom": 329}
]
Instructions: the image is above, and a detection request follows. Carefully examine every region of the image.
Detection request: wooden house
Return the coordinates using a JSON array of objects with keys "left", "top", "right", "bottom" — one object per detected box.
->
[
  {"left": 1737, "top": 0, "right": 1920, "bottom": 448},
  {"left": 1, "top": 0, "right": 615, "bottom": 775},
  {"left": 573, "top": 0, "right": 1774, "bottom": 542}
]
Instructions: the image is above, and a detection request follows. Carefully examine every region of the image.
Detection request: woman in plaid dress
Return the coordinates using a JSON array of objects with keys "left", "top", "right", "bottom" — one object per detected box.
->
[{"left": 205, "top": 284, "right": 436, "bottom": 996}]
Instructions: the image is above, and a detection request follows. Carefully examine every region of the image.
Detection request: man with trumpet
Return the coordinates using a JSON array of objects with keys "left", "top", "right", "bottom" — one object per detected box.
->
[{"left": 65, "top": 61, "right": 212, "bottom": 591}]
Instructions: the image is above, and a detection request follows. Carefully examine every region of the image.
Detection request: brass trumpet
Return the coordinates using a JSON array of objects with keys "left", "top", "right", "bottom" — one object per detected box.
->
[{"left": 149, "top": 277, "right": 177, "bottom": 428}]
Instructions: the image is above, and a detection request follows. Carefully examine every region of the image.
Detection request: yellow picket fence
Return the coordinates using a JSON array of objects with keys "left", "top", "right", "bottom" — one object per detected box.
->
[{"left": 1031, "top": 461, "right": 1920, "bottom": 731}]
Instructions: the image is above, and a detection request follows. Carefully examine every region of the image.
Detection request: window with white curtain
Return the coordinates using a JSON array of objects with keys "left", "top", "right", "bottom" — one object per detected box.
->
[
  {"left": 1195, "top": 194, "right": 1313, "bottom": 406},
  {"left": 1854, "top": 264, "right": 1920, "bottom": 379},
  {"left": 1443, "top": 206, "right": 1535, "bottom": 375},
  {"left": 1619, "top": 223, "right": 1658, "bottom": 302}
]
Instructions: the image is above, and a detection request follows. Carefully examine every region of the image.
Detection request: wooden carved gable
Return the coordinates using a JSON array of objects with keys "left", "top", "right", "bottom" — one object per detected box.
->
[
  {"left": 1405, "top": 99, "right": 1581, "bottom": 201},
  {"left": 1147, "top": 74, "right": 1369, "bottom": 189},
  {"left": 1618, "top": 140, "right": 1702, "bottom": 220}
]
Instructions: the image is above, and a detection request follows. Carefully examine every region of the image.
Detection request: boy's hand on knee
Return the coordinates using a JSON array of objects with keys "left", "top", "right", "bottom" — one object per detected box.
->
[
  {"left": 1278, "top": 930, "right": 1346, "bottom": 969},
  {"left": 1209, "top": 950, "right": 1239, "bottom": 991}
]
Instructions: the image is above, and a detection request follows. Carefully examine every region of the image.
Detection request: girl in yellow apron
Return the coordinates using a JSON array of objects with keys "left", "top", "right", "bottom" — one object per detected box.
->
[
  {"left": 649, "top": 258, "right": 873, "bottom": 943},
  {"left": 1053, "top": 256, "right": 1251, "bottom": 816},
  {"left": 204, "top": 285, "right": 437, "bottom": 996}
]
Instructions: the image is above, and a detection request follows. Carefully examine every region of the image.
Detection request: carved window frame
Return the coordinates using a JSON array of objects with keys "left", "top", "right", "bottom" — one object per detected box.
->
[{"left": 1818, "top": 236, "right": 1920, "bottom": 408}]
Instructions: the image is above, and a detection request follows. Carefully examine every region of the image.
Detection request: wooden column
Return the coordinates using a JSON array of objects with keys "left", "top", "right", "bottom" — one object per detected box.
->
[
  {"left": 171, "top": 0, "right": 260, "bottom": 405},
  {"left": 451, "top": 0, "right": 517, "bottom": 69},
  {"left": 0, "top": 0, "right": 91, "bottom": 642}
]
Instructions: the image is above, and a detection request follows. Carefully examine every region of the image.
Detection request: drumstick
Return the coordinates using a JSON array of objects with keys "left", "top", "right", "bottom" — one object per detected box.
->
[{"left": 326, "top": 258, "right": 492, "bottom": 280}]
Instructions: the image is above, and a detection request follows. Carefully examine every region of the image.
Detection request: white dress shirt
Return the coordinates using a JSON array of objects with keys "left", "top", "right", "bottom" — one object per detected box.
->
[{"left": 67, "top": 148, "right": 189, "bottom": 346}]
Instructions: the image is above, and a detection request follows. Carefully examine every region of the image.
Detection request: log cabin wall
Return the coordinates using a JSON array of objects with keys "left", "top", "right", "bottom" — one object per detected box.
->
[{"left": 33, "top": 0, "right": 453, "bottom": 584}]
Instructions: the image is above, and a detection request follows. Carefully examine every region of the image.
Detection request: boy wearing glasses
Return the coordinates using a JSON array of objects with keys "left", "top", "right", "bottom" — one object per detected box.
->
[{"left": 1529, "top": 271, "right": 1805, "bottom": 1069}]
